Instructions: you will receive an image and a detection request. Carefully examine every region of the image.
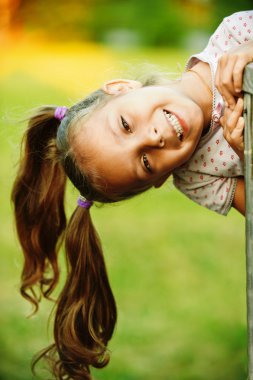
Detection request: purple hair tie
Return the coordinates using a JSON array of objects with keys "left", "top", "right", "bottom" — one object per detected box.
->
[
  {"left": 77, "top": 195, "right": 93, "bottom": 210},
  {"left": 54, "top": 106, "right": 68, "bottom": 121}
]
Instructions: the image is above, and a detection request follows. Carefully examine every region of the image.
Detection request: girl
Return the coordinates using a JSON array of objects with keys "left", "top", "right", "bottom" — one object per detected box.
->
[{"left": 12, "top": 10, "right": 253, "bottom": 380}]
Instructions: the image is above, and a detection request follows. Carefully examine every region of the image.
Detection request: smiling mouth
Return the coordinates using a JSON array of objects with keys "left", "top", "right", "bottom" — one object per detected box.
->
[{"left": 163, "top": 110, "right": 184, "bottom": 141}]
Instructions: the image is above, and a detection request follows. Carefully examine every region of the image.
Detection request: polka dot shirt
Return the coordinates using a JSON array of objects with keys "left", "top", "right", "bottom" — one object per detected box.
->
[{"left": 173, "top": 10, "right": 253, "bottom": 215}]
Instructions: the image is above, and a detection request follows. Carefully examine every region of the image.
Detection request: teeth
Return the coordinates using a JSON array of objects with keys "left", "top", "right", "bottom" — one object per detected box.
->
[{"left": 163, "top": 110, "right": 183, "bottom": 141}]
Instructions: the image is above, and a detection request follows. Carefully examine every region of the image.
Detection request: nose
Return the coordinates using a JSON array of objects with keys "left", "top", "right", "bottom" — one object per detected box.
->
[{"left": 144, "top": 126, "right": 165, "bottom": 148}]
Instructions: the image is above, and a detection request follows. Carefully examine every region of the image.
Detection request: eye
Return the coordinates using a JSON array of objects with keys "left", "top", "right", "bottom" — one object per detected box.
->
[
  {"left": 143, "top": 153, "right": 152, "bottom": 173},
  {"left": 121, "top": 116, "right": 132, "bottom": 133}
]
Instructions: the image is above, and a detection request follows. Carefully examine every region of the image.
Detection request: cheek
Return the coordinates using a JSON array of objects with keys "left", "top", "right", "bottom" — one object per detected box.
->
[
  {"left": 158, "top": 145, "right": 196, "bottom": 172},
  {"left": 178, "top": 142, "right": 200, "bottom": 167},
  {"left": 154, "top": 150, "right": 179, "bottom": 172}
]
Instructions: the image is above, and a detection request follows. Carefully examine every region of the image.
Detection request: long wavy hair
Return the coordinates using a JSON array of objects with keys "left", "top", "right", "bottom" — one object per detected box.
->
[{"left": 11, "top": 75, "right": 162, "bottom": 379}]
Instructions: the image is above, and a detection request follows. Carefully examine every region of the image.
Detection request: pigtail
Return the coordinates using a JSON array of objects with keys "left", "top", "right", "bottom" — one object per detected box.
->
[
  {"left": 11, "top": 107, "right": 67, "bottom": 311},
  {"left": 12, "top": 104, "right": 117, "bottom": 379},
  {"left": 32, "top": 206, "right": 117, "bottom": 380},
  {"left": 47, "top": 206, "right": 117, "bottom": 379}
]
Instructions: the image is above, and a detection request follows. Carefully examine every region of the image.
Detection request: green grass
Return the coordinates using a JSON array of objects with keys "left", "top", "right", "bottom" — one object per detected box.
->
[{"left": 0, "top": 45, "right": 247, "bottom": 380}]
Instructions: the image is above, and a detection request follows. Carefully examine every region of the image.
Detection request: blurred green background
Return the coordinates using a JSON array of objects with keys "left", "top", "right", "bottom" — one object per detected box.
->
[{"left": 0, "top": 1, "right": 251, "bottom": 379}]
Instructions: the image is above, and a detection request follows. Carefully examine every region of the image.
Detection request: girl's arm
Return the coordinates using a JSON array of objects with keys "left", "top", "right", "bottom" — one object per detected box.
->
[
  {"left": 220, "top": 97, "right": 245, "bottom": 216},
  {"left": 233, "top": 177, "right": 245, "bottom": 215},
  {"left": 215, "top": 14, "right": 253, "bottom": 216},
  {"left": 212, "top": 11, "right": 253, "bottom": 109},
  {"left": 216, "top": 40, "right": 253, "bottom": 110}
]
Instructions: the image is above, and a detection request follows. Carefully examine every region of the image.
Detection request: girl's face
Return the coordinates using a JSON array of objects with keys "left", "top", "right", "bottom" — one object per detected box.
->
[{"left": 77, "top": 80, "right": 205, "bottom": 192}]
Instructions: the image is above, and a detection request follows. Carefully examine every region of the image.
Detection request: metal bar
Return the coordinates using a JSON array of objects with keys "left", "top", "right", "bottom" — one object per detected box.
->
[{"left": 243, "top": 63, "right": 253, "bottom": 380}]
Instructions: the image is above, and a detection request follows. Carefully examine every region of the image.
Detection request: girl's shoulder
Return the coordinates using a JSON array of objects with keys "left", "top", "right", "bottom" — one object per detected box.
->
[{"left": 186, "top": 10, "right": 253, "bottom": 72}]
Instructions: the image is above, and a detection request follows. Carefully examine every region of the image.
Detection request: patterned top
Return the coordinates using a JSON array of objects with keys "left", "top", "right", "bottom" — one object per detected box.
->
[{"left": 173, "top": 10, "right": 253, "bottom": 215}]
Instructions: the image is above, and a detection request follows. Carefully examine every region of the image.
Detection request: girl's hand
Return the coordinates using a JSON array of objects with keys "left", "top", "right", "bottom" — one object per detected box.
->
[
  {"left": 220, "top": 97, "right": 245, "bottom": 161},
  {"left": 215, "top": 40, "right": 253, "bottom": 110}
]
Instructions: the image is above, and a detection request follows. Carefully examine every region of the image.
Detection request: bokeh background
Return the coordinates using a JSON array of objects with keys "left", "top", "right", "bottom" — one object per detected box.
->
[{"left": 1, "top": 1, "right": 252, "bottom": 379}]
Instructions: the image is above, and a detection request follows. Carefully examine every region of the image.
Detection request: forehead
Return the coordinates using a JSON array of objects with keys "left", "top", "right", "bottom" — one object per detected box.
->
[{"left": 75, "top": 101, "right": 147, "bottom": 192}]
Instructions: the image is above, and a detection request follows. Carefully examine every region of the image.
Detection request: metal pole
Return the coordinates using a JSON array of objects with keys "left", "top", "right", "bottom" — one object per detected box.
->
[{"left": 243, "top": 63, "right": 253, "bottom": 380}]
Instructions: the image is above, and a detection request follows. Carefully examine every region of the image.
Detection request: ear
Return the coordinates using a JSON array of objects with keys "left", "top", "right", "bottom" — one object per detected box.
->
[
  {"left": 153, "top": 173, "right": 171, "bottom": 188},
  {"left": 102, "top": 79, "right": 142, "bottom": 95}
]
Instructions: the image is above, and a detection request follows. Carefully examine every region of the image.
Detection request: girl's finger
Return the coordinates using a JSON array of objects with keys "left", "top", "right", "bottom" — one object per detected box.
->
[
  {"left": 219, "top": 54, "right": 237, "bottom": 91},
  {"left": 223, "top": 116, "right": 245, "bottom": 155},
  {"left": 235, "top": 116, "right": 245, "bottom": 134},
  {"left": 218, "top": 55, "right": 237, "bottom": 109},
  {"left": 220, "top": 115, "right": 225, "bottom": 127},
  {"left": 215, "top": 54, "right": 228, "bottom": 94},
  {"left": 231, "top": 117, "right": 245, "bottom": 151},
  {"left": 223, "top": 105, "right": 232, "bottom": 118},
  {"left": 233, "top": 56, "right": 253, "bottom": 93},
  {"left": 239, "top": 116, "right": 245, "bottom": 129},
  {"left": 226, "top": 98, "right": 244, "bottom": 131}
]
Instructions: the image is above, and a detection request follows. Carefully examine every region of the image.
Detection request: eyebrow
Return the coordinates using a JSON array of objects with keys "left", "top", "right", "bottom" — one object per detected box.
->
[
  {"left": 107, "top": 113, "right": 121, "bottom": 143},
  {"left": 107, "top": 112, "right": 146, "bottom": 183}
]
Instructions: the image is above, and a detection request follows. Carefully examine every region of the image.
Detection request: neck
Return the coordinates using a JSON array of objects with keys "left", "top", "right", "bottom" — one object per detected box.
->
[{"left": 179, "top": 62, "right": 213, "bottom": 131}]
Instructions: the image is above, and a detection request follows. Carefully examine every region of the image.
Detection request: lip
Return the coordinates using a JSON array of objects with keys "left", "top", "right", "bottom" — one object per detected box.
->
[
  {"left": 171, "top": 111, "right": 189, "bottom": 137},
  {"left": 163, "top": 110, "right": 179, "bottom": 140},
  {"left": 163, "top": 109, "right": 188, "bottom": 142}
]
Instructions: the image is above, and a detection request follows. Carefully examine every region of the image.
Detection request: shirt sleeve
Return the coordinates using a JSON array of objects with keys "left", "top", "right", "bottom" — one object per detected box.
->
[
  {"left": 173, "top": 173, "right": 238, "bottom": 216},
  {"left": 203, "top": 11, "right": 253, "bottom": 59}
]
